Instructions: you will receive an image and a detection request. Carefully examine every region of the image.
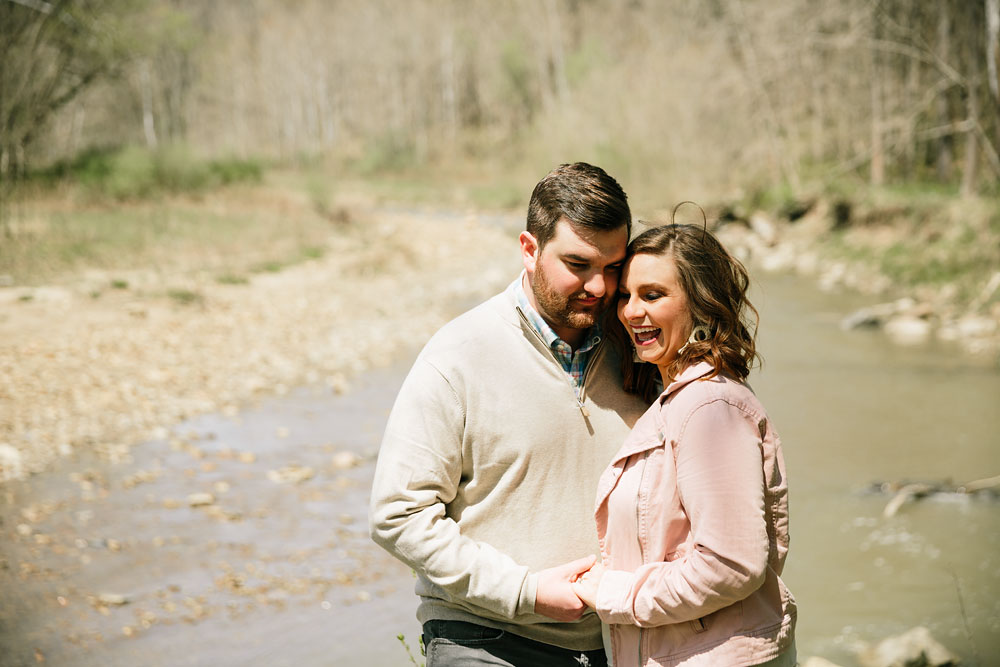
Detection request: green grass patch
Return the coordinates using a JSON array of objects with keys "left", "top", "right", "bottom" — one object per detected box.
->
[
  {"left": 215, "top": 273, "right": 249, "bottom": 285},
  {"left": 32, "top": 144, "right": 263, "bottom": 200},
  {"left": 819, "top": 191, "right": 999, "bottom": 306},
  {"left": 0, "top": 179, "right": 340, "bottom": 285},
  {"left": 251, "top": 260, "right": 285, "bottom": 274},
  {"left": 166, "top": 288, "right": 203, "bottom": 305}
]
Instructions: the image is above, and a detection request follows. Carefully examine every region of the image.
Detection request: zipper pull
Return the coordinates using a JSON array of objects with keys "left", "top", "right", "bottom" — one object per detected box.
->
[{"left": 579, "top": 402, "right": 590, "bottom": 418}]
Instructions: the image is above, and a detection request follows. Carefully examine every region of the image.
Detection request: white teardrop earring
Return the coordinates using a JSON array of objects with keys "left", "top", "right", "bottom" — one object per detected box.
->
[{"left": 678, "top": 324, "right": 711, "bottom": 355}]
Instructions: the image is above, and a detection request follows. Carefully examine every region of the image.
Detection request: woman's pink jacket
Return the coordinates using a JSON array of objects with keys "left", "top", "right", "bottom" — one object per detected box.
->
[{"left": 593, "top": 362, "right": 796, "bottom": 666}]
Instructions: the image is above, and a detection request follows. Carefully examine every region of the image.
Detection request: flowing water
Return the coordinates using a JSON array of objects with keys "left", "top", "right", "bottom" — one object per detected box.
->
[
  {"left": 750, "top": 273, "right": 1000, "bottom": 665},
  {"left": 1, "top": 270, "right": 997, "bottom": 666}
]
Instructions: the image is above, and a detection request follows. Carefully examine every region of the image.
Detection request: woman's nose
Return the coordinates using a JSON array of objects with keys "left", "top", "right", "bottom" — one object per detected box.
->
[{"left": 621, "top": 298, "right": 642, "bottom": 320}]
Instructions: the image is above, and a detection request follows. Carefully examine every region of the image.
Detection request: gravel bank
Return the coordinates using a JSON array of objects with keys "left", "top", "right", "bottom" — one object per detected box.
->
[{"left": 0, "top": 208, "right": 521, "bottom": 481}]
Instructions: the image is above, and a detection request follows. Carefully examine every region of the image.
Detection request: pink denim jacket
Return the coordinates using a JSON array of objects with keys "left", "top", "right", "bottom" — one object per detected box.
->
[{"left": 593, "top": 362, "right": 796, "bottom": 666}]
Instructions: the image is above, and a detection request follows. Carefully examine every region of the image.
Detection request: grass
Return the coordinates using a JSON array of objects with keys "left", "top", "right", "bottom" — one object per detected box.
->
[
  {"left": 215, "top": 273, "right": 249, "bottom": 285},
  {"left": 166, "top": 288, "right": 203, "bottom": 305},
  {"left": 32, "top": 144, "right": 264, "bottom": 201},
  {"left": 780, "top": 179, "right": 1000, "bottom": 310},
  {"left": 0, "top": 176, "right": 341, "bottom": 287},
  {"left": 4, "top": 146, "right": 997, "bottom": 322}
]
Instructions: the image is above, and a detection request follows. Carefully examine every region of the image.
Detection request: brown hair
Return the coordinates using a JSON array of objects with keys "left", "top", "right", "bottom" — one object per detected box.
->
[
  {"left": 606, "top": 223, "right": 761, "bottom": 403},
  {"left": 526, "top": 162, "right": 631, "bottom": 248}
]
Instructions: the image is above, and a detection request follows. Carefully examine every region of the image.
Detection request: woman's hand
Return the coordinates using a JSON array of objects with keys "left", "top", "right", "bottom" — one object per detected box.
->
[
  {"left": 571, "top": 561, "right": 606, "bottom": 609},
  {"left": 534, "top": 555, "right": 597, "bottom": 621}
]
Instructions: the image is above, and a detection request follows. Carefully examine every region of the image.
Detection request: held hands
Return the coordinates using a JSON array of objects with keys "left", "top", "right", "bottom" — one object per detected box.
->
[
  {"left": 571, "top": 561, "right": 605, "bottom": 609},
  {"left": 534, "top": 555, "right": 596, "bottom": 621}
]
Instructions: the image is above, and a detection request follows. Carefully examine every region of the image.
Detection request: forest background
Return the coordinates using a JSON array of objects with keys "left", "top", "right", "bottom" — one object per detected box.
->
[
  {"left": 2, "top": 0, "right": 999, "bottom": 462},
  {"left": 2, "top": 0, "right": 998, "bottom": 212},
  {"left": 1, "top": 3, "right": 999, "bottom": 665}
]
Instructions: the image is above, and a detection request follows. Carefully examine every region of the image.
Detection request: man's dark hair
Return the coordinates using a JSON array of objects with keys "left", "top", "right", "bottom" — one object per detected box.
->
[{"left": 526, "top": 162, "right": 631, "bottom": 248}]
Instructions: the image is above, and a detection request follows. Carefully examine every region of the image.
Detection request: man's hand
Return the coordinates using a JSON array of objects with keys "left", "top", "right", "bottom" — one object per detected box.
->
[
  {"left": 534, "top": 555, "right": 597, "bottom": 621},
  {"left": 570, "top": 561, "right": 605, "bottom": 609}
]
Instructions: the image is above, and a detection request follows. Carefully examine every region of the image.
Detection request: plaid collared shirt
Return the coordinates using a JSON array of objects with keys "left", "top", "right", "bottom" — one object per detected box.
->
[{"left": 514, "top": 275, "right": 602, "bottom": 397}]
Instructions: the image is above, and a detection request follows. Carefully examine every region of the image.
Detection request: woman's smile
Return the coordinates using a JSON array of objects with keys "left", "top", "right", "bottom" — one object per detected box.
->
[{"left": 630, "top": 325, "right": 661, "bottom": 345}]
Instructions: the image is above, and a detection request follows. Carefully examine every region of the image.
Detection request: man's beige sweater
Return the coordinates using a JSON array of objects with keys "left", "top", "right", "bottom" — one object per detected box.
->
[{"left": 369, "top": 281, "right": 648, "bottom": 650}]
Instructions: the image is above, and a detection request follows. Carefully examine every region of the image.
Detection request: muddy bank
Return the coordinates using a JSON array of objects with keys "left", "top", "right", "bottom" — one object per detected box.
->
[{"left": 0, "top": 207, "right": 521, "bottom": 481}]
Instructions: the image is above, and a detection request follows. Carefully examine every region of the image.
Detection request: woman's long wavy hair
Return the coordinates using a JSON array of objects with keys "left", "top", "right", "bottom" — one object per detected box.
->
[{"left": 606, "top": 223, "right": 761, "bottom": 403}]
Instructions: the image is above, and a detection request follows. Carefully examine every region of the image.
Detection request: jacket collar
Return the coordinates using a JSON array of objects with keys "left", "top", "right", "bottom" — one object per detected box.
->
[
  {"left": 605, "top": 361, "right": 716, "bottom": 465},
  {"left": 658, "top": 361, "right": 715, "bottom": 404}
]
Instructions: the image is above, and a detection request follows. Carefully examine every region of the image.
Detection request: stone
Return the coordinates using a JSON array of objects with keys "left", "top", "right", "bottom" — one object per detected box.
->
[
  {"left": 841, "top": 301, "right": 900, "bottom": 330},
  {"left": 749, "top": 212, "right": 778, "bottom": 245},
  {"left": 955, "top": 315, "right": 997, "bottom": 338},
  {"left": 0, "top": 443, "right": 25, "bottom": 481},
  {"left": 186, "top": 492, "right": 215, "bottom": 507},
  {"left": 97, "top": 593, "right": 129, "bottom": 606},
  {"left": 331, "top": 451, "right": 360, "bottom": 470},
  {"left": 857, "top": 626, "right": 960, "bottom": 667},
  {"left": 884, "top": 315, "right": 932, "bottom": 345},
  {"left": 266, "top": 465, "right": 315, "bottom": 484},
  {"left": 802, "top": 658, "right": 846, "bottom": 667}
]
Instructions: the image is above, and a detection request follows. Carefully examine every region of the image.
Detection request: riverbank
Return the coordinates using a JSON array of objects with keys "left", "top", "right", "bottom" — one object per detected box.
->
[
  {"left": 3, "top": 179, "right": 997, "bottom": 482},
  {"left": 0, "top": 188, "right": 521, "bottom": 481},
  {"left": 2, "top": 183, "right": 996, "bottom": 665},
  {"left": 704, "top": 190, "right": 1000, "bottom": 361}
]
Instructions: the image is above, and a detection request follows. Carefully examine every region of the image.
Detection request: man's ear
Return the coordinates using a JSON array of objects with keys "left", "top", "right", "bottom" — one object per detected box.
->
[{"left": 519, "top": 231, "right": 539, "bottom": 272}]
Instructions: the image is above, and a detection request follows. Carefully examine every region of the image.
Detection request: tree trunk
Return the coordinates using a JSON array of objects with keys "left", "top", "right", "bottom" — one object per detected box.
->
[
  {"left": 140, "top": 60, "right": 158, "bottom": 149},
  {"left": 987, "top": 0, "right": 999, "bottom": 103},
  {"left": 870, "top": 15, "right": 885, "bottom": 186},
  {"left": 936, "top": 2, "right": 954, "bottom": 181},
  {"left": 962, "top": 20, "right": 982, "bottom": 196}
]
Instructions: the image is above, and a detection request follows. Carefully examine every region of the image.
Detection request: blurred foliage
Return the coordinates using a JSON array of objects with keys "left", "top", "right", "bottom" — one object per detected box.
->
[
  {"left": 0, "top": 180, "right": 335, "bottom": 286},
  {"left": 31, "top": 145, "right": 262, "bottom": 199}
]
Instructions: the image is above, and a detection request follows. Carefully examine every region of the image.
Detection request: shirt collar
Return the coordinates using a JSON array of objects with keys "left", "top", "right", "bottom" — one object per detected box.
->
[{"left": 514, "top": 271, "right": 602, "bottom": 353}]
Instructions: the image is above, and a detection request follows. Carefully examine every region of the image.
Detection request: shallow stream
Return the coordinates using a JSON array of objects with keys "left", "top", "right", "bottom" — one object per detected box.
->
[{"left": 1, "top": 270, "right": 997, "bottom": 666}]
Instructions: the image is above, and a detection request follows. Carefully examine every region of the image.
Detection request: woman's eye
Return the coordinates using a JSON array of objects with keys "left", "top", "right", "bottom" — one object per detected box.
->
[{"left": 643, "top": 292, "right": 662, "bottom": 301}]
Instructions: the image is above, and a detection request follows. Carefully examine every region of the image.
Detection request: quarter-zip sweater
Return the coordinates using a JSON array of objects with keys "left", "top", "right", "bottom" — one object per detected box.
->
[{"left": 370, "top": 280, "right": 649, "bottom": 650}]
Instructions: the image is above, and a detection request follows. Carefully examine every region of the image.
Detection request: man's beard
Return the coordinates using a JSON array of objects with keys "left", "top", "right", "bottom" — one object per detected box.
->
[{"left": 531, "top": 263, "right": 612, "bottom": 332}]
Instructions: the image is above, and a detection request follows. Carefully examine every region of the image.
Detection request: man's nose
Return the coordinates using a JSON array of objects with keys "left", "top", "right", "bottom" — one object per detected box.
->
[{"left": 584, "top": 271, "right": 606, "bottom": 297}]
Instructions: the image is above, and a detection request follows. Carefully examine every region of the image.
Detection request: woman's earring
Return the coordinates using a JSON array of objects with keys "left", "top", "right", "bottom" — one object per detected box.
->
[{"left": 678, "top": 324, "right": 711, "bottom": 355}]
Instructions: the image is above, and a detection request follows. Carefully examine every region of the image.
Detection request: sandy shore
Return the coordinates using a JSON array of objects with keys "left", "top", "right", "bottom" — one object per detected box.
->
[{"left": 0, "top": 207, "right": 521, "bottom": 481}]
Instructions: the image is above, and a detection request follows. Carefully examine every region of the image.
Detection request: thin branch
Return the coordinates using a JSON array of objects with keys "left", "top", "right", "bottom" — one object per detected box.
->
[{"left": 5, "top": 0, "right": 54, "bottom": 14}]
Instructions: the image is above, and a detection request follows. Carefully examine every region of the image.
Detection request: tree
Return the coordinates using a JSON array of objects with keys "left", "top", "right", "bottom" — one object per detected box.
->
[{"left": 0, "top": 0, "right": 135, "bottom": 230}]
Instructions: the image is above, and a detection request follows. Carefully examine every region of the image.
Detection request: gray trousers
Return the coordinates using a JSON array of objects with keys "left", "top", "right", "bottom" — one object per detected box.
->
[{"left": 422, "top": 620, "right": 608, "bottom": 667}]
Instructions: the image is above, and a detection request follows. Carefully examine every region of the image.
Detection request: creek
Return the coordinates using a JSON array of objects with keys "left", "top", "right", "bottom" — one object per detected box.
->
[
  {"left": 0, "top": 270, "right": 996, "bottom": 666},
  {"left": 751, "top": 272, "right": 1000, "bottom": 664}
]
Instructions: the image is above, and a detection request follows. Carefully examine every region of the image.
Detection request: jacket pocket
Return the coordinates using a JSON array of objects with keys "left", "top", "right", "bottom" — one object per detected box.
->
[{"left": 690, "top": 617, "right": 707, "bottom": 633}]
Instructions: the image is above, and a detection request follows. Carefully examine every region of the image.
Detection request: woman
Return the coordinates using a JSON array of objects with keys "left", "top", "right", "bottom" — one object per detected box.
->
[{"left": 571, "top": 223, "right": 797, "bottom": 666}]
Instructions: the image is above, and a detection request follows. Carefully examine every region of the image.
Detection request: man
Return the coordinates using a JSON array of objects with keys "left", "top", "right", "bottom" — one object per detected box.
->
[{"left": 369, "top": 163, "right": 648, "bottom": 666}]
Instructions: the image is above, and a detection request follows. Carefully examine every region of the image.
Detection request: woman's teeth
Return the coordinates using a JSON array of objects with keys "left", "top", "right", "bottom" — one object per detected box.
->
[{"left": 632, "top": 326, "right": 660, "bottom": 343}]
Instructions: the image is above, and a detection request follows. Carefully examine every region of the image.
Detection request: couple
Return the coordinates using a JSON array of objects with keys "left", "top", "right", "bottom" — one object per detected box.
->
[{"left": 369, "top": 163, "right": 796, "bottom": 667}]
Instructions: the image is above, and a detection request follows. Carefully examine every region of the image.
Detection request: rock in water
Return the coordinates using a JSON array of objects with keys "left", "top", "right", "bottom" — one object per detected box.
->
[
  {"left": 801, "top": 658, "right": 846, "bottom": 667},
  {"left": 858, "top": 626, "right": 960, "bottom": 667}
]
